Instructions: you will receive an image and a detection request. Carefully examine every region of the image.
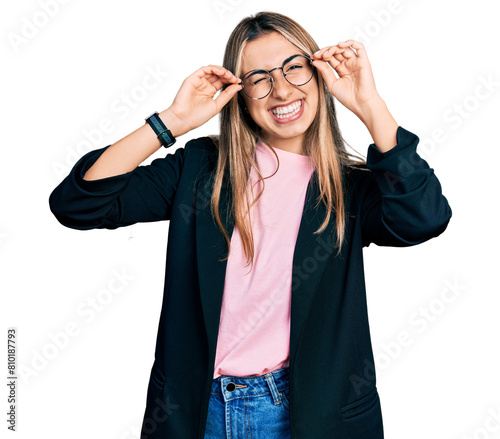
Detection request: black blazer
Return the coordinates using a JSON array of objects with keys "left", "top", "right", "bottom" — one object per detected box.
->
[{"left": 49, "top": 126, "right": 451, "bottom": 438}]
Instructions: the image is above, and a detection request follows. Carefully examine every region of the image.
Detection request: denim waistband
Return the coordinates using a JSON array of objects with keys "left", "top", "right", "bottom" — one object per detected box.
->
[{"left": 211, "top": 367, "right": 289, "bottom": 403}]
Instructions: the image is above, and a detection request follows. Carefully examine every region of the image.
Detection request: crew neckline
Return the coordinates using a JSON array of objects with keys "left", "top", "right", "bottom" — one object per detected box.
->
[{"left": 256, "top": 140, "right": 314, "bottom": 165}]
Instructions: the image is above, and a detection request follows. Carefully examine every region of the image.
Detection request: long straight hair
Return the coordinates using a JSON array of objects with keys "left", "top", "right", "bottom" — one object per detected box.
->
[{"left": 207, "top": 11, "right": 364, "bottom": 270}]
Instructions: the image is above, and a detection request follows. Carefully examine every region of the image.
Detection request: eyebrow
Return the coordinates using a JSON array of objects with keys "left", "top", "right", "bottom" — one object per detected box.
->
[{"left": 244, "top": 54, "right": 304, "bottom": 77}]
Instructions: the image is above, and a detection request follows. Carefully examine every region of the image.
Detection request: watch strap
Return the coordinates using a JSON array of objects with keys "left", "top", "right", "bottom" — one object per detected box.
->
[{"left": 145, "top": 112, "right": 176, "bottom": 148}]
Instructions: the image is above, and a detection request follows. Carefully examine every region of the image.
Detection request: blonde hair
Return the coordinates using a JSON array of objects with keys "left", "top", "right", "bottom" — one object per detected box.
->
[{"left": 207, "top": 11, "right": 364, "bottom": 270}]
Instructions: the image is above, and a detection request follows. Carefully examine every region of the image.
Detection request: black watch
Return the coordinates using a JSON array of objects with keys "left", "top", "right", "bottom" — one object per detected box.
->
[{"left": 145, "top": 112, "right": 176, "bottom": 148}]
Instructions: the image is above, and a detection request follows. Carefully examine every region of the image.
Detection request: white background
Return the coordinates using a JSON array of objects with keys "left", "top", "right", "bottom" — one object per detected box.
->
[{"left": 2, "top": 0, "right": 499, "bottom": 438}]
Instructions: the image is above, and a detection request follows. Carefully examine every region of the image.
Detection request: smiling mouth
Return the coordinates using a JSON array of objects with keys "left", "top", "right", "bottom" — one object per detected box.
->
[{"left": 270, "top": 99, "right": 303, "bottom": 119}]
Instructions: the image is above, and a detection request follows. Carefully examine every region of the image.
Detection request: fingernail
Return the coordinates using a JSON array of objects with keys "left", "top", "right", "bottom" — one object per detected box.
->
[{"left": 313, "top": 50, "right": 321, "bottom": 55}]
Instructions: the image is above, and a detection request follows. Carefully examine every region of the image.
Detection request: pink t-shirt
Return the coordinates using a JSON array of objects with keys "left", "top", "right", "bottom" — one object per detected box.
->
[{"left": 213, "top": 139, "right": 316, "bottom": 379}]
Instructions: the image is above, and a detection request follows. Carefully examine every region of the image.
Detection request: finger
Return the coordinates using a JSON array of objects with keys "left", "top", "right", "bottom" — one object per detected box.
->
[
  {"left": 206, "top": 74, "right": 221, "bottom": 86},
  {"left": 198, "top": 65, "right": 241, "bottom": 84},
  {"left": 214, "top": 82, "right": 242, "bottom": 110},
  {"left": 325, "top": 54, "right": 349, "bottom": 76},
  {"left": 312, "top": 46, "right": 342, "bottom": 60},
  {"left": 311, "top": 58, "right": 339, "bottom": 89},
  {"left": 340, "top": 46, "right": 358, "bottom": 59},
  {"left": 332, "top": 52, "right": 347, "bottom": 63},
  {"left": 206, "top": 75, "right": 241, "bottom": 90},
  {"left": 338, "top": 40, "right": 367, "bottom": 58},
  {"left": 313, "top": 45, "right": 349, "bottom": 56},
  {"left": 198, "top": 66, "right": 241, "bottom": 93},
  {"left": 208, "top": 73, "right": 242, "bottom": 86},
  {"left": 314, "top": 46, "right": 352, "bottom": 66},
  {"left": 312, "top": 46, "right": 332, "bottom": 57},
  {"left": 206, "top": 73, "right": 234, "bottom": 87},
  {"left": 312, "top": 47, "right": 341, "bottom": 68}
]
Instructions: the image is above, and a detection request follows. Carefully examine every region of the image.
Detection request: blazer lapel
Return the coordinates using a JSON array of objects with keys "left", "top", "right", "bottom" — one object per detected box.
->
[
  {"left": 288, "top": 172, "right": 337, "bottom": 363},
  {"left": 195, "top": 168, "right": 336, "bottom": 369},
  {"left": 195, "top": 174, "right": 234, "bottom": 361}
]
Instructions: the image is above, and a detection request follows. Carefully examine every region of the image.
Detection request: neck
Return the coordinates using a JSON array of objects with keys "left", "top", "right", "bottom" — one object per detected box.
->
[{"left": 260, "top": 134, "right": 305, "bottom": 156}]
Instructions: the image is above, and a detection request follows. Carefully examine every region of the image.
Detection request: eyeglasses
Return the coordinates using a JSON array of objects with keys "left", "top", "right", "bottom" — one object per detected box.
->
[{"left": 240, "top": 54, "right": 315, "bottom": 100}]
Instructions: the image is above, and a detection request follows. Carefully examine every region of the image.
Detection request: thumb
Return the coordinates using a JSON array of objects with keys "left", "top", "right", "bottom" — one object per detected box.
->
[
  {"left": 312, "top": 59, "right": 338, "bottom": 91},
  {"left": 214, "top": 82, "right": 242, "bottom": 111}
]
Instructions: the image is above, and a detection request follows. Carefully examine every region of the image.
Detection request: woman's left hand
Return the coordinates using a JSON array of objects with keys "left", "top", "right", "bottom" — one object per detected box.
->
[{"left": 311, "top": 40, "right": 381, "bottom": 118}]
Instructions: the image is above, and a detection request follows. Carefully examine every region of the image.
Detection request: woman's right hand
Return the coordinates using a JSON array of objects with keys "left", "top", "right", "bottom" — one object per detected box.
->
[{"left": 161, "top": 65, "right": 242, "bottom": 137}]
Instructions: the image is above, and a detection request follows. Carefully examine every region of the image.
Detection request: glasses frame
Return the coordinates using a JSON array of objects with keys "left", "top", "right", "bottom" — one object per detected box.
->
[{"left": 240, "top": 54, "right": 315, "bottom": 100}]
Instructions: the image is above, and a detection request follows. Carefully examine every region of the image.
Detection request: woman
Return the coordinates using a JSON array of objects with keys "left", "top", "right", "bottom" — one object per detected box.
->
[{"left": 49, "top": 11, "right": 452, "bottom": 439}]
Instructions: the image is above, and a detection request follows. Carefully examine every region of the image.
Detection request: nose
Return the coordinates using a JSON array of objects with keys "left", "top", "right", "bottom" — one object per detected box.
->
[{"left": 270, "top": 69, "right": 294, "bottom": 100}]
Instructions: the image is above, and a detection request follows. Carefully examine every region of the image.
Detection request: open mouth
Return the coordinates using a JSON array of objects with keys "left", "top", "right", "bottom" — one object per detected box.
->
[{"left": 269, "top": 99, "right": 304, "bottom": 123}]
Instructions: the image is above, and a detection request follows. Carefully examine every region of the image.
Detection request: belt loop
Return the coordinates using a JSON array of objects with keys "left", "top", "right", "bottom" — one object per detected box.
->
[{"left": 264, "top": 373, "right": 282, "bottom": 405}]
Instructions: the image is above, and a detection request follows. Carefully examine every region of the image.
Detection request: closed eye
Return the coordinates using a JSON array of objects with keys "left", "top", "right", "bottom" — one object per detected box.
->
[{"left": 253, "top": 78, "right": 270, "bottom": 85}]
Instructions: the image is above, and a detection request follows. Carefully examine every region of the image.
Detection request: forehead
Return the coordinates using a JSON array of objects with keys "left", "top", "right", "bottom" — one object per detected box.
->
[{"left": 241, "top": 32, "right": 299, "bottom": 72}]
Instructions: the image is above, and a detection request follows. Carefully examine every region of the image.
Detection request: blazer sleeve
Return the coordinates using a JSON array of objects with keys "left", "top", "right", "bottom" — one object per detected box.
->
[
  {"left": 48, "top": 141, "right": 193, "bottom": 230},
  {"left": 359, "top": 126, "right": 452, "bottom": 247}
]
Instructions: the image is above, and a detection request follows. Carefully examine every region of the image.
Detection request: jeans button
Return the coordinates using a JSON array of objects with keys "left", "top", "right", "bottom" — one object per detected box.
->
[{"left": 226, "top": 382, "right": 236, "bottom": 392}]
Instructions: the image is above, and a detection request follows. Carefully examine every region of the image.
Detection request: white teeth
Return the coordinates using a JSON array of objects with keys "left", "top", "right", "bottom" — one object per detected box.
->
[{"left": 271, "top": 100, "right": 302, "bottom": 118}]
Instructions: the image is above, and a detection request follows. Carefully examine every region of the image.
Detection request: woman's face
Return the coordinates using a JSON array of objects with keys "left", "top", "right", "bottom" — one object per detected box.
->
[{"left": 239, "top": 32, "right": 319, "bottom": 154}]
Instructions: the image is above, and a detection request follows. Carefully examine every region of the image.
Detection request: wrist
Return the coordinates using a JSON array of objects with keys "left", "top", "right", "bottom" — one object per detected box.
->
[
  {"left": 158, "top": 108, "right": 189, "bottom": 138},
  {"left": 355, "top": 95, "right": 399, "bottom": 153},
  {"left": 355, "top": 95, "right": 386, "bottom": 125}
]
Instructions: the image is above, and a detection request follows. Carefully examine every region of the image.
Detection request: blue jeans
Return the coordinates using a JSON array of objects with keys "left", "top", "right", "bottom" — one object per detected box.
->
[{"left": 204, "top": 366, "right": 291, "bottom": 438}]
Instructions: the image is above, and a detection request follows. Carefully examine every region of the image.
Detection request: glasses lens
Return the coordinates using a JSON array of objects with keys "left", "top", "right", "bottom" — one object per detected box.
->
[
  {"left": 242, "top": 70, "right": 272, "bottom": 99},
  {"left": 283, "top": 56, "right": 313, "bottom": 86},
  {"left": 241, "top": 56, "right": 314, "bottom": 99}
]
